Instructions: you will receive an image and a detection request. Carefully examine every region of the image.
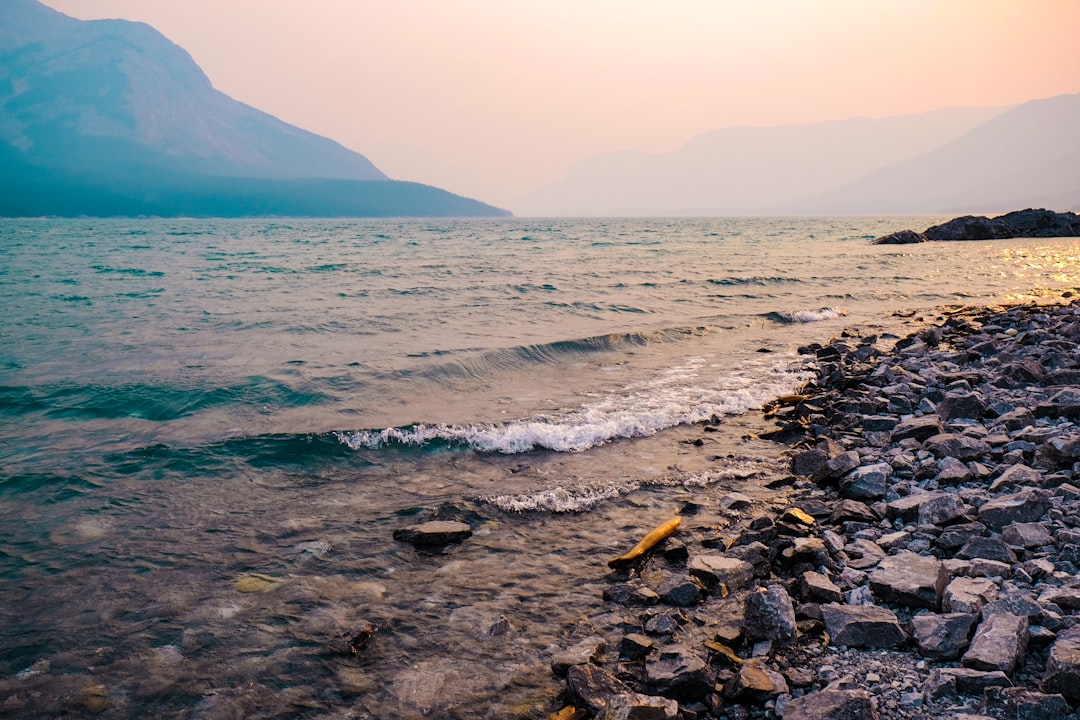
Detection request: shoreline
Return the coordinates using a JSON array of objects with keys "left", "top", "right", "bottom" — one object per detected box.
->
[{"left": 543, "top": 292, "right": 1080, "bottom": 720}]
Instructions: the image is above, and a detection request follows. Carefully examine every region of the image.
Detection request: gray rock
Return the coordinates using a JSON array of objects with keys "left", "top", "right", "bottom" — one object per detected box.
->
[
  {"left": 892, "top": 415, "right": 944, "bottom": 443},
  {"left": 924, "top": 433, "right": 991, "bottom": 461},
  {"left": 957, "top": 536, "right": 1017, "bottom": 564},
  {"left": 844, "top": 538, "right": 886, "bottom": 570},
  {"left": 962, "top": 613, "right": 1029, "bottom": 675},
  {"left": 687, "top": 555, "right": 754, "bottom": 591},
  {"left": 1041, "top": 625, "right": 1080, "bottom": 703},
  {"left": 1002, "top": 522, "right": 1053, "bottom": 548},
  {"left": 551, "top": 636, "right": 605, "bottom": 675},
  {"left": 724, "top": 658, "right": 789, "bottom": 702},
  {"left": 781, "top": 688, "right": 879, "bottom": 720},
  {"left": 935, "top": 456, "right": 975, "bottom": 485},
  {"left": 936, "top": 521, "right": 988, "bottom": 553},
  {"left": 839, "top": 462, "right": 891, "bottom": 500},
  {"left": 912, "top": 612, "right": 977, "bottom": 660},
  {"left": 918, "top": 493, "right": 967, "bottom": 525},
  {"left": 1034, "top": 433, "right": 1080, "bottom": 470},
  {"left": 598, "top": 692, "right": 678, "bottom": 720},
  {"left": 567, "top": 663, "right": 631, "bottom": 715},
  {"left": 977, "top": 490, "right": 1051, "bottom": 530},
  {"left": 1044, "top": 387, "right": 1080, "bottom": 418},
  {"left": 604, "top": 581, "right": 661, "bottom": 606},
  {"left": 923, "top": 667, "right": 1012, "bottom": 702},
  {"left": 868, "top": 550, "right": 947, "bottom": 609},
  {"left": 979, "top": 686, "right": 1071, "bottom": 720},
  {"left": 619, "top": 633, "right": 654, "bottom": 660},
  {"left": 944, "top": 576, "right": 999, "bottom": 614},
  {"left": 887, "top": 492, "right": 935, "bottom": 522},
  {"left": 792, "top": 448, "right": 829, "bottom": 477},
  {"left": 392, "top": 520, "right": 472, "bottom": 545},
  {"left": 873, "top": 229, "right": 927, "bottom": 245},
  {"left": 743, "top": 584, "right": 797, "bottom": 643},
  {"left": 820, "top": 603, "right": 906, "bottom": 648},
  {"left": 657, "top": 575, "right": 702, "bottom": 607},
  {"left": 819, "top": 450, "right": 861, "bottom": 481},
  {"left": 937, "top": 391, "right": 988, "bottom": 421},
  {"left": 644, "top": 644, "right": 716, "bottom": 701},
  {"left": 923, "top": 215, "right": 1015, "bottom": 241}
]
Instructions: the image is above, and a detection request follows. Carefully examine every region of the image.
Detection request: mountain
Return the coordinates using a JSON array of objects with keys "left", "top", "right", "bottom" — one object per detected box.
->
[
  {"left": 520, "top": 106, "right": 1006, "bottom": 216},
  {"left": 0, "top": 0, "right": 508, "bottom": 217},
  {"left": 781, "top": 92, "right": 1080, "bottom": 215}
]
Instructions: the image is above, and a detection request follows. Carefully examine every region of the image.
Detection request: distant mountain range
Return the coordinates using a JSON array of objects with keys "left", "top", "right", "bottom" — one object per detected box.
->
[
  {"left": 522, "top": 94, "right": 1080, "bottom": 217},
  {"left": 0, "top": 0, "right": 508, "bottom": 217}
]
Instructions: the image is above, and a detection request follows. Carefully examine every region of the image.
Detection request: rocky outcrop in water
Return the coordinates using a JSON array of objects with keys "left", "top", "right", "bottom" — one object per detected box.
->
[
  {"left": 548, "top": 296, "right": 1080, "bottom": 720},
  {"left": 872, "top": 209, "right": 1080, "bottom": 244}
]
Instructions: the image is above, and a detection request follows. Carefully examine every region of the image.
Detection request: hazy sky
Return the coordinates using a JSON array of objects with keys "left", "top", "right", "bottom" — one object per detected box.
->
[{"left": 42, "top": 1, "right": 1080, "bottom": 212}]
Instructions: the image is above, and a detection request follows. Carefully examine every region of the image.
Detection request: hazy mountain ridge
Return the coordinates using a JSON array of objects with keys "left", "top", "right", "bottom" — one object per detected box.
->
[
  {"left": 0, "top": 0, "right": 509, "bottom": 217},
  {"left": 522, "top": 96, "right": 1079, "bottom": 217}
]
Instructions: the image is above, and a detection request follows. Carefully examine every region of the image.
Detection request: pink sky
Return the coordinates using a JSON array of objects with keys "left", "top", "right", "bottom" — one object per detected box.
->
[{"left": 42, "top": 0, "right": 1080, "bottom": 211}]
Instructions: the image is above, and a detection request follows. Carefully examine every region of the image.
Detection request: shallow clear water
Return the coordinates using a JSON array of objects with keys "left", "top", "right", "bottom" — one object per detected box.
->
[{"left": 2, "top": 217, "right": 1079, "bottom": 717}]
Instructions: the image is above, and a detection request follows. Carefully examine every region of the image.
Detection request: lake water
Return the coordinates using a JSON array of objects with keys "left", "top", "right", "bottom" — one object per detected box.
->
[{"left": 2, "top": 217, "right": 1079, "bottom": 717}]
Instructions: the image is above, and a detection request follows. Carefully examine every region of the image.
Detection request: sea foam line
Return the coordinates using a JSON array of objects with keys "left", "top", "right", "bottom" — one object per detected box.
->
[{"left": 337, "top": 358, "right": 812, "bottom": 455}]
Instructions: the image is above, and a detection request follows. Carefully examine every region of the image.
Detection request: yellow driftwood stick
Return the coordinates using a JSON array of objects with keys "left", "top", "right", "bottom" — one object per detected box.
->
[{"left": 608, "top": 516, "right": 682, "bottom": 569}]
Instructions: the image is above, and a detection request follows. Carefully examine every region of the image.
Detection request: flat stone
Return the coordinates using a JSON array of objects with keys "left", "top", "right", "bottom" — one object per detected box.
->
[
  {"left": 892, "top": 416, "right": 944, "bottom": 443},
  {"left": 820, "top": 603, "right": 906, "bottom": 648},
  {"left": 829, "top": 499, "right": 878, "bottom": 524},
  {"left": 742, "top": 584, "right": 797, "bottom": 643},
  {"left": 868, "top": 550, "right": 947, "bottom": 609},
  {"left": 886, "top": 493, "right": 934, "bottom": 522},
  {"left": 839, "top": 462, "right": 891, "bottom": 500},
  {"left": 936, "top": 521, "right": 987, "bottom": 553},
  {"left": 688, "top": 555, "right": 755, "bottom": 591},
  {"left": 598, "top": 692, "right": 678, "bottom": 720},
  {"left": 924, "top": 433, "right": 991, "bottom": 461},
  {"left": 923, "top": 667, "right": 1012, "bottom": 702},
  {"left": 567, "top": 663, "right": 631, "bottom": 716},
  {"left": 781, "top": 688, "right": 879, "bottom": 720},
  {"left": 818, "top": 450, "right": 861, "bottom": 480},
  {"left": 957, "top": 536, "right": 1017, "bottom": 564},
  {"left": 724, "top": 658, "right": 789, "bottom": 702},
  {"left": 977, "top": 490, "right": 1051, "bottom": 530},
  {"left": 979, "top": 687, "right": 1071, "bottom": 720},
  {"left": 912, "top": 612, "right": 977, "bottom": 660},
  {"left": 844, "top": 538, "right": 886, "bottom": 570},
  {"left": 918, "top": 493, "right": 967, "bottom": 525},
  {"left": 1037, "top": 586, "right": 1080, "bottom": 610},
  {"left": 1002, "top": 522, "right": 1053, "bottom": 548},
  {"left": 1041, "top": 625, "right": 1080, "bottom": 703},
  {"left": 392, "top": 520, "right": 472, "bottom": 546},
  {"left": 799, "top": 571, "right": 844, "bottom": 604},
  {"left": 944, "top": 576, "right": 999, "bottom": 614},
  {"left": 989, "top": 464, "right": 1042, "bottom": 493},
  {"left": 619, "top": 633, "right": 655, "bottom": 660},
  {"left": 962, "top": 613, "right": 1029, "bottom": 675},
  {"left": 935, "top": 456, "right": 974, "bottom": 485},
  {"left": 551, "top": 636, "right": 605, "bottom": 675},
  {"left": 644, "top": 644, "right": 716, "bottom": 701}
]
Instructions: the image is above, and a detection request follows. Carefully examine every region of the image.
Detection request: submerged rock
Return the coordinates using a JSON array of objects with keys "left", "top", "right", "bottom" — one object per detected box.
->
[{"left": 393, "top": 520, "right": 473, "bottom": 546}]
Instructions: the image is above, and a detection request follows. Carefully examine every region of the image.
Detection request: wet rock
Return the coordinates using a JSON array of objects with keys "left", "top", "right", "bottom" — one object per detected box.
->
[
  {"left": 552, "top": 636, "right": 605, "bottom": 675},
  {"left": 724, "top": 658, "right": 789, "bottom": 703},
  {"left": 924, "top": 433, "right": 991, "bottom": 461},
  {"left": 1041, "top": 625, "right": 1080, "bottom": 703},
  {"left": 619, "top": 633, "right": 655, "bottom": 660},
  {"left": 657, "top": 575, "right": 702, "bottom": 607},
  {"left": 923, "top": 667, "right": 1012, "bottom": 702},
  {"left": 598, "top": 692, "right": 678, "bottom": 720},
  {"left": 687, "top": 555, "right": 754, "bottom": 591},
  {"left": 873, "top": 229, "right": 927, "bottom": 245},
  {"left": 567, "top": 663, "right": 631, "bottom": 716},
  {"left": 820, "top": 603, "right": 906, "bottom": 648},
  {"left": 792, "top": 448, "right": 829, "bottom": 477},
  {"left": 923, "top": 215, "right": 1015, "bottom": 241},
  {"left": 944, "top": 576, "right": 1000, "bottom": 614},
  {"left": 742, "top": 585, "right": 797, "bottom": 643},
  {"left": 644, "top": 644, "right": 716, "bottom": 701},
  {"left": 781, "top": 688, "right": 879, "bottom": 720},
  {"left": 839, "top": 463, "right": 891, "bottom": 500},
  {"left": 979, "top": 686, "right": 1071, "bottom": 720},
  {"left": 392, "top": 520, "right": 473, "bottom": 546},
  {"left": 962, "top": 613, "right": 1028, "bottom": 674},
  {"left": 604, "top": 581, "right": 661, "bottom": 607},
  {"left": 912, "top": 612, "right": 977, "bottom": 660},
  {"left": 1002, "top": 522, "right": 1053, "bottom": 548},
  {"left": 868, "top": 551, "right": 947, "bottom": 609},
  {"left": 977, "top": 490, "right": 1051, "bottom": 530}
]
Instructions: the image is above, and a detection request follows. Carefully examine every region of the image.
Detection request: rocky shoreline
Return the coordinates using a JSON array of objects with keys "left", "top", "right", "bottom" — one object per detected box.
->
[
  {"left": 542, "top": 295, "right": 1080, "bottom": 720},
  {"left": 873, "top": 208, "right": 1080, "bottom": 244}
]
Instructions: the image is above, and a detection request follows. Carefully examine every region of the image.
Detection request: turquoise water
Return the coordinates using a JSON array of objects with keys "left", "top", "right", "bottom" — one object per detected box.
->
[{"left": 2, "top": 217, "right": 1079, "bottom": 717}]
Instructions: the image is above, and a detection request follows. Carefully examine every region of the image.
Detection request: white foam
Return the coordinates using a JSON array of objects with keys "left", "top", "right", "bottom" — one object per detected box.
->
[
  {"left": 481, "top": 483, "right": 637, "bottom": 513},
  {"left": 776, "top": 307, "right": 846, "bottom": 323},
  {"left": 337, "top": 356, "right": 812, "bottom": 455}
]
